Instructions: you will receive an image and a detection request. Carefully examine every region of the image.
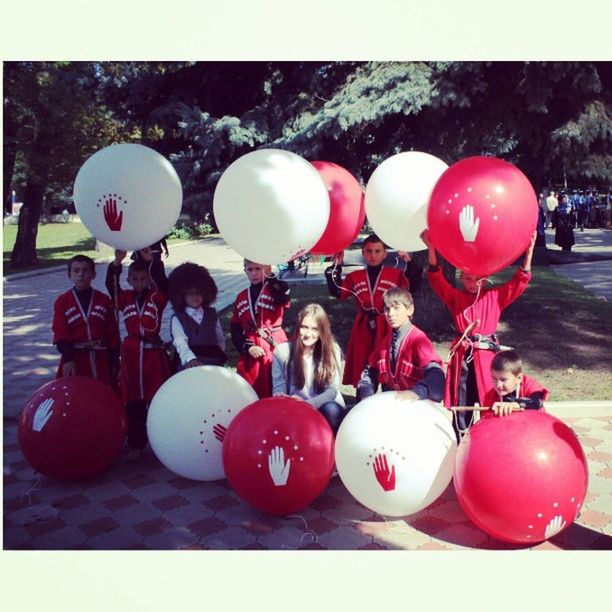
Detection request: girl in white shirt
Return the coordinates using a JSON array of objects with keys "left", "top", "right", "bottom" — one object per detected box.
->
[
  {"left": 167, "top": 262, "right": 227, "bottom": 370},
  {"left": 272, "top": 303, "right": 346, "bottom": 434}
]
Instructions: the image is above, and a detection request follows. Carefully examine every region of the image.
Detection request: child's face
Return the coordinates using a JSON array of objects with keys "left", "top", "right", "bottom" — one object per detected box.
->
[
  {"left": 184, "top": 288, "right": 204, "bottom": 309},
  {"left": 491, "top": 369, "right": 523, "bottom": 397},
  {"left": 68, "top": 261, "right": 95, "bottom": 291},
  {"left": 460, "top": 272, "right": 487, "bottom": 294},
  {"left": 245, "top": 263, "right": 266, "bottom": 285},
  {"left": 298, "top": 314, "right": 320, "bottom": 349},
  {"left": 362, "top": 241, "right": 387, "bottom": 267},
  {"left": 128, "top": 270, "right": 150, "bottom": 293},
  {"left": 383, "top": 301, "right": 414, "bottom": 329}
]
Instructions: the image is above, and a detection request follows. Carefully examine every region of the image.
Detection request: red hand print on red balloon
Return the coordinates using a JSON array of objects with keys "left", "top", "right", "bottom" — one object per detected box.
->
[
  {"left": 213, "top": 423, "right": 227, "bottom": 443},
  {"left": 373, "top": 453, "right": 396, "bottom": 492},
  {"left": 103, "top": 196, "right": 123, "bottom": 231}
]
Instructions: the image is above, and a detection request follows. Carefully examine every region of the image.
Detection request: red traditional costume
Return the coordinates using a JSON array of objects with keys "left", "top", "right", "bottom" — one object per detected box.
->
[
  {"left": 231, "top": 281, "right": 289, "bottom": 398},
  {"left": 427, "top": 266, "right": 532, "bottom": 407},
  {"left": 114, "top": 285, "right": 171, "bottom": 402},
  {"left": 338, "top": 267, "right": 409, "bottom": 385},
  {"left": 369, "top": 324, "right": 444, "bottom": 392},
  {"left": 52, "top": 288, "right": 119, "bottom": 387}
]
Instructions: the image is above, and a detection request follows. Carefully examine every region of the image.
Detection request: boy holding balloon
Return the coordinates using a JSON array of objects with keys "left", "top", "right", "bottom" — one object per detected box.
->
[
  {"left": 484, "top": 350, "right": 548, "bottom": 417},
  {"left": 325, "top": 234, "right": 412, "bottom": 391},
  {"left": 357, "top": 287, "right": 445, "bottom": 402},
  {"left": 106, "top": 248, "right": 171, "bottom": 459},
  {"left": 230, "top": 260, "right": 291, "bottom": 397},
  {"left": 420, "top": 229, "right": 536, "bottom": 441},
  {"left": 52, "top": 255, "right": 120, "bottom": 388}
]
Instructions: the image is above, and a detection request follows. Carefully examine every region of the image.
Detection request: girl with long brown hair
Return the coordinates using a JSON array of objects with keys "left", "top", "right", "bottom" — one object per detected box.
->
[{"left": 272, "top": 303, "right": 346, "bottom": 434}]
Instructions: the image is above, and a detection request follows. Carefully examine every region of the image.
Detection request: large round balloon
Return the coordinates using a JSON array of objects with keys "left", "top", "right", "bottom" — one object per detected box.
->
[
  {"left": 73, "top": 143, "right": 183, "bottom": 251},
  {"left": 147, "top": 367, "right": 258, "bottom": 481},
  {"left": 18, "top": 377, "right": 126, "bottom": 481},
  {"left": 454, "top": 411, "right": 588, "bottom": 544},
  {"left": 335, "top": 394, "right": 457, "bottom": 517},
  {"left": 213, "top": 149, "right": 330, "bottom": 265},
  {"left": 223, "top": 397, "right": 334, "bottom": 515},
  {"left": 309, "top": 161, "right": 365, "bottom": 255},
  {"left": 365, "top": 152, "right": 448, "bottom": 252},
  {"left": 427, "top": 156, "right": 538, "bottom": 276}
]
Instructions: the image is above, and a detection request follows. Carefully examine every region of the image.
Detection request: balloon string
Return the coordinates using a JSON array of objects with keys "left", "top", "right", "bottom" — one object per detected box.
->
[
  {"left": 140, "top": 258, "right": 161, "bottom": 334},
  {"left": 281, "top": 514, "right": 318, "bottom": 549},
  {"left": 446, "top": 278, "right": 485, "bottom": 366}
]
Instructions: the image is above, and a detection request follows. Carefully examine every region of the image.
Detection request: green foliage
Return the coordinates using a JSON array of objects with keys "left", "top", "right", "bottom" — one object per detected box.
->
[{"left": 166, "top": 220, "right": 214, "bottom": 240}]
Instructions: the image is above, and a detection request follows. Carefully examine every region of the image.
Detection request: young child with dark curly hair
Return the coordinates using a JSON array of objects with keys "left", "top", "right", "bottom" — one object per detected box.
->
[{"left": 167, "top": 262, "right": 227, "bottom": 370}]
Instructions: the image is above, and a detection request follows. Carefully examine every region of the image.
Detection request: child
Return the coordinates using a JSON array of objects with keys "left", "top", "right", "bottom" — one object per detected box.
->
[
  {"left": 357, "top": 287, "right": 445, "bottom": 402},
  {"left": 483, "top": 350, "right": 549, "bottom": 416},
  {"left": 231, "top": 260, "right": 290, "bottom": 398},
  {"left": 325, "top": 234, "right": 412, "bottom": 389},
  {"left": 52, "top": 255, "right": 120, "bottom": 388},
  {"left": 421, "top": 229, "right": 536, "bottom": 440},
  {"left": 272, "top": 303, "right": 346, "bottom": 434},
  {"left": 167, "top": 262, "right": 227, "bottom": 369},
  {"left": 106, "top": 248, "right": 171, "bottom": 459}
]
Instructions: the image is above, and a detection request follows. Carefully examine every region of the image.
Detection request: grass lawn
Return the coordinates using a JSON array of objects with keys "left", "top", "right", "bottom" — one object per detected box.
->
[
  {"left": 3, "top": 222, "right": 115, "bottom": 274},
  {"left": 220, "top": 268, "right": 612, "bottom": 402}
]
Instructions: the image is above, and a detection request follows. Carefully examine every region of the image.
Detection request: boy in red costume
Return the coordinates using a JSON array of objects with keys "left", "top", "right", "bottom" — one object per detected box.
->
[
  {"left": 421, "top": 229, "right": 536, "bottom": 441},
  {"left": 230, "top": 260, "right": 290, "bottom": 398},
  {"left": 358, "top": 287, "right": 445, "bottom": 402},
  {"left": 325, "top": 234, "right": 411, "bottom": 389},
  {"left": 52, "top": 255, "right": 119, "bottom": 387},
  {"left": 483, "top": 350, "right": 549, "bottom": 416},
  {"left": 106, "top": 248, "right": 171, "bottom": 458}
]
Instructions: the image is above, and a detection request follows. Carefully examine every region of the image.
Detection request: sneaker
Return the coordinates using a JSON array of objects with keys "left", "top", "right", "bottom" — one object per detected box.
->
[{"left": 127, "top": 448, "right": 142, "bottom": 461}]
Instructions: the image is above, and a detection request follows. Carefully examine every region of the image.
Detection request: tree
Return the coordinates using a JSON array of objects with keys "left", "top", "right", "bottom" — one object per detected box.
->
[{"left": 6, "top": 62, "right": 126, "bottom": 266}]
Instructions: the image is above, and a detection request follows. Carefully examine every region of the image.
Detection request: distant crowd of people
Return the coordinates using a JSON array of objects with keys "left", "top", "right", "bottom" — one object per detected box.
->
[{"left": 539, "top": 189, "right": 611, "bottom": 252}]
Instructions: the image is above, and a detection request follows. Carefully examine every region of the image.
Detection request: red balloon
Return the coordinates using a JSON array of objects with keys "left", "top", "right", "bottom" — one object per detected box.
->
[
  {"left": 222, "top": 397, "right": 334, "bottom": 515},
  {"left": 18, "top": 377, "right": 126, "bottom": 481},
  {"left": 454, "top": 411, "right": 588, "bottom": 544},
  {"left": 309, "top": 161, "right": 365, "bottom": 255},
  {"left": 427, "top": 156, "right": 538, "bottom": 276}
]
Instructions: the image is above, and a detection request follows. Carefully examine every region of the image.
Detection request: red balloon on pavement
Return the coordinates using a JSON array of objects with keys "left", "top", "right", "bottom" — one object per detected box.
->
[
  {"left": 222, "top": 397, "right": 334, "bottom": 515},
  {"left": 427, "top": 156, "right": 538, "bottom": 276},
  {"left": 309, "top": 161, "right": 365, "bottom": 255},
  {"left": 454, "top": 411, "right": 588, "bottom": 544},
  {"left": 18, "top": 377, "right": 126, "bottom": 481}
]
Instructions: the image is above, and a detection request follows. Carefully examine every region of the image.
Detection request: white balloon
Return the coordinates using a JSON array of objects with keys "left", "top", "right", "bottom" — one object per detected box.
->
[
  {"left": 365, "top": 151, "right": 448, "bottom": 252},
  {"left": 147, "top": 366, "right": 258, "bottom": 481},
  {"left": 73, "top": 143, "right": 183, "bottom": 251},
  {"left": 335, "top": 394, "right": 457, "bottom": 517},
  {"left": 213, "top": 149, "right": 330, "bottom": 265}
]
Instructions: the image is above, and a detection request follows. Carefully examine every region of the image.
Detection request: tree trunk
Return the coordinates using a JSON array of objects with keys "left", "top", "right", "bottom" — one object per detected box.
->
[{"left": 10, "top": 177, "right": 46, "bottom": 267}]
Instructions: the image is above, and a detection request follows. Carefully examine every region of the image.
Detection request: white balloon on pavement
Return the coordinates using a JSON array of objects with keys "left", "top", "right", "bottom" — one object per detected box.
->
[
  {"left": 365, "top": 151, "right": 448, "bottom": 252},
  {"left": 73, "top": 143, "right": 183, "bottom": 251},
  {"left": 213, "top": 149, "right": 330, "bottom": 265},
  {"left": 335, "top": 394, "right": 457, "bottom": 517},
  {"left": 147, "top": 366, "right": 258, "bottom": 481}
]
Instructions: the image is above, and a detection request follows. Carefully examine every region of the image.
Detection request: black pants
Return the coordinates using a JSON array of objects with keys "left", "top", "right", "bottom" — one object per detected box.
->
[
  {"left": 319, "top": 401, "right": 348, "bottom": 436},
  {"left": 453, "top": 359, "right": 478, "bottom": 444},
  {"left": 125, "top": 400, "right": 149, "bottom": 449}
]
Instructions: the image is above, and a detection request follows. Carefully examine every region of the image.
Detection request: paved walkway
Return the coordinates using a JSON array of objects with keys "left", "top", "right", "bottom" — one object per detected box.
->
[{"left": 3, "top": 230, "right": 611, "bottom": 550}]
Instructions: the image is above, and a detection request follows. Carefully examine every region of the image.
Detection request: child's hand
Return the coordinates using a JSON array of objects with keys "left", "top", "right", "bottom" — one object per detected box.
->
[
  {"left": 332, "top": 251, "right": 344, "bottom": 266},
  {"left": 491, "top": 401, "right": 522, "bottom": 417},
  {"left": 185, "top": 358, "right": 203, "bottom": 368},
  {"left": 114, "top": 249, "right": 127, "bottom": 265},
  {"left": 397, "top": 251, "right": 412, "bottom": 263},
  {"left": 62, "top": 361, "right": 77, "bottom": 377},
  {"left": 248, "top": 346, "right": 266, "bottom": 359}
]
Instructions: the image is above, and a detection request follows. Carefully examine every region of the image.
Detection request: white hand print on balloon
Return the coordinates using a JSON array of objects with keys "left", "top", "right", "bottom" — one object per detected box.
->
[
  {"left": 33, "top": 398, "right": 55, "bottom": 432},
  {"left": 256, "top": 431, "right": 304, "bottom": 486},
  {"left": 459, "top": 204, "right": 480, "bottom": 242},
  {"left": 544, "top": 515, "right": 567, "bottom": 539}
]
